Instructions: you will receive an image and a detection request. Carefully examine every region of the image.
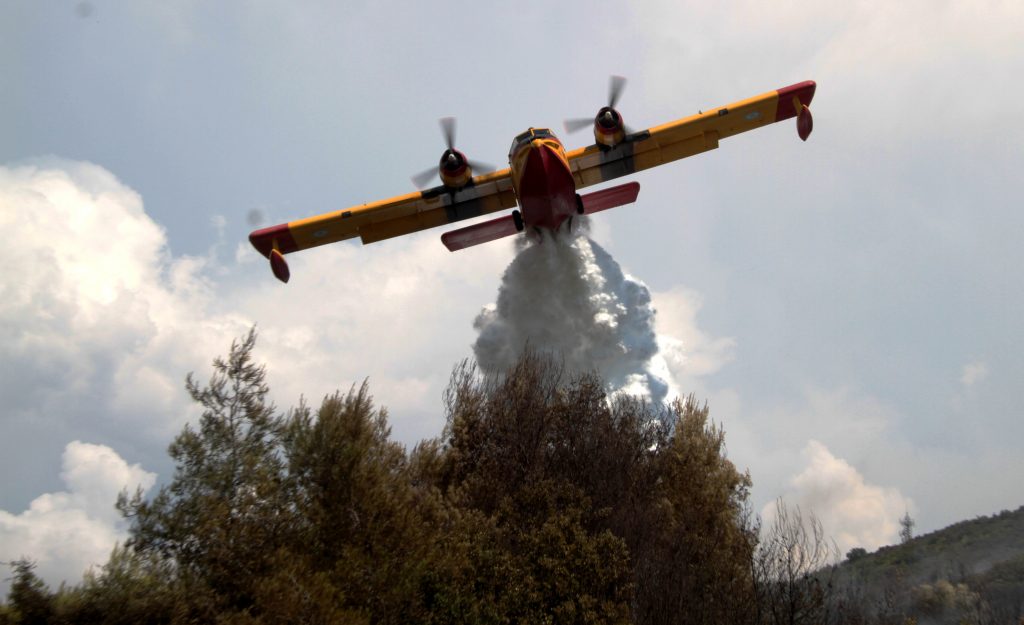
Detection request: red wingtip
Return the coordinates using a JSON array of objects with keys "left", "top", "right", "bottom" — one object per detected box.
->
[
  {"left": 269, "top": 249, "right": 290, "bottom": 283},
  {"left": 249, "top": 223, "right": 298, "bottom": 258},
  {"left": 774, "top": 80, "right": 817, "bottom": 122}
]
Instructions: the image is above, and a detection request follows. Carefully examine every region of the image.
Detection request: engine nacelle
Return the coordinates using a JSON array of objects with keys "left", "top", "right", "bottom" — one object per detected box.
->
[
  {"left": 438, "top": 148, "right": 473, "bottom": 188},
  {"left": 593, "top": 106, "right": 626, "bottom": 148}
]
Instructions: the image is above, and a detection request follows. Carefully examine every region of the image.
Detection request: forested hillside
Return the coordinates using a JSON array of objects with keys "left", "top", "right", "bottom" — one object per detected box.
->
[{"left": 829, "top": 506, "right": 1024, "bottom": 624}]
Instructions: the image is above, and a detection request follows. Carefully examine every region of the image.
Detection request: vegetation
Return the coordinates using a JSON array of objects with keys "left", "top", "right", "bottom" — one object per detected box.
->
[
  {"left": 899, "top": 511, "right": 915, "bottom": 545},
  {"left": 828, "top": 507, "right": 1024, "bottom": 624},
  {"left": 2, "top": 330, "right": 1021, "bottom": 624}
]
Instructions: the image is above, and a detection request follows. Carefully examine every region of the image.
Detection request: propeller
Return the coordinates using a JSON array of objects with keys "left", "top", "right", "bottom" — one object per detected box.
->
[
  {"left": 564, "top": 75, "right": 631, "bottom": 135},
  {"left": 608, "top": 74, "right": 626, "bottom": 109},
  {"left": 440, "top": 115, "right": 456, "bottom": 152},
  {"left": 411, "top": 117, "right": 495, "bottom": 189}
]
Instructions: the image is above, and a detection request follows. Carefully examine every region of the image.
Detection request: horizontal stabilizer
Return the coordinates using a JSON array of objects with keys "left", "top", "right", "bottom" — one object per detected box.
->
[
  {"left": 441, "top": 211, "right": 523, "bottom": 251},
  {"left": 578, "top": 182, "right": 640, "bottom": 215}
]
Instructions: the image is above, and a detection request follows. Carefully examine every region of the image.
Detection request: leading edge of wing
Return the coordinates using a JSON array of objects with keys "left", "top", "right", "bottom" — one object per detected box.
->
[
  {"left": 248, "top": 167, "right": 514, "bottom": 260},
  {"left": 565, "top": 80, "right": 816, "bottom": 189}
]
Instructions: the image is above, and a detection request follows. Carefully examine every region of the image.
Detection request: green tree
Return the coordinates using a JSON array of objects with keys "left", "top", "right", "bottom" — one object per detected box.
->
[
  {"left": 3, "top": 560, "right": 54, "bottom": 625},
  {"left": 50, "top": 545, "right": 180, "bottom": 625},
  {"left": 435, "top": 353, "right": 760, "bottom": 625},
  {"left": 283, "top": 385, "right": 439, "bottom": 624},
  {"left": 632, "top": 397, "right": 760, "bottom": 625},
  {"left": 434, "top": 355, "right": 636, "bottom": 623},
  {"left": 2, "top": 337, "right": 783, "bottom": 624},
  {"left": 899, "top": 511, "right": 915, "bottom": 545},
  {"left": 116, "top": 330, "right": 426, "bottom": 623},
  {"left": 118, "top": 328, "right": 291, "bottom": 617}
]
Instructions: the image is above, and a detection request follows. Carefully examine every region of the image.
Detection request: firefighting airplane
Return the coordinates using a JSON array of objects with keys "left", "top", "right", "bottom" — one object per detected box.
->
[{"left": 249, "top": 78, "right": 816, "bottom": 282}]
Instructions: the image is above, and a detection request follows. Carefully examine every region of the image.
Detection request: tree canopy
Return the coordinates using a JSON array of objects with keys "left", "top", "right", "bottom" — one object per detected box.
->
[{"left": 2, "top": 330, "right": 828, "bottom": 625}]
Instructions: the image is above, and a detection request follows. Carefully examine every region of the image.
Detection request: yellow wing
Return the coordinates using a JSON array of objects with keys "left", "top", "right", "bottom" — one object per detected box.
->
[
  {"left": 251, "top": 80, "right": 815, "bottom": 282},
  {"left": 249, "top": 168, "right": 517, "bottom": 262},
  {"left": 566, "top": 81, "right": 815, "bottom": 189}
]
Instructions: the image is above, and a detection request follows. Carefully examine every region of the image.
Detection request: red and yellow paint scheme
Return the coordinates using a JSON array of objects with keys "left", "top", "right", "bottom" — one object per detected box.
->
[{"left": 250, "top": 80, "right": 816, "bottom": 282}]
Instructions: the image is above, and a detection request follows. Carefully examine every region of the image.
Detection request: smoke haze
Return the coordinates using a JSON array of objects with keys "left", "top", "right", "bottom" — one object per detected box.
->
[{"left": 474, "top": 227, "right": 672, "bottom": 404}]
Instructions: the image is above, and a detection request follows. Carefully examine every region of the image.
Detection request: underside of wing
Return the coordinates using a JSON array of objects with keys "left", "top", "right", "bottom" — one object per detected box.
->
[
  {"left": 249, "top": 169, "right": 516, "bottom": 281},
  {"left": 567, "top": 81, "right": 816, "bottom": 190},
  {"left": 357, "top": 171, "right": 517, "bottom": 244}
]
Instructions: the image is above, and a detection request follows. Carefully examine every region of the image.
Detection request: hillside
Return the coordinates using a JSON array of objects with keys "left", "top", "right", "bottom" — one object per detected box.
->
[
  {"left": 831, "top": 506, "right": 1024, "bottom": 622},
  {"left": 840, "top": 506, "right": 1024, "bottom": 584}
]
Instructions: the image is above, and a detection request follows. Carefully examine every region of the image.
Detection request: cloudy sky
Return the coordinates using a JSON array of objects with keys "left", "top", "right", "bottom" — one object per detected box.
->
[{"left": 2, "top": 1, "right": 1022, "bottom": 591}]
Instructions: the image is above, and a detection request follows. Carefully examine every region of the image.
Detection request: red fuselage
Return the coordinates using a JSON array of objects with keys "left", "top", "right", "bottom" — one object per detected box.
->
[{"left": 508, "top": 128, "right": 577, "bottom": 231}]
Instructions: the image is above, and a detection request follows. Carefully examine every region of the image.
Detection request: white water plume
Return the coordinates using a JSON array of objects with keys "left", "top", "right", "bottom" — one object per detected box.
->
[{"left": 473, "top": 227, "right": 673, "bottom": 404}]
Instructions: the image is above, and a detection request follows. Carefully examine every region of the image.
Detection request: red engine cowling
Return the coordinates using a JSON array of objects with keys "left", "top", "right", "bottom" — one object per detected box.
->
[
  {"left": 412, "top": 117, "right": 492, "bottom": 190},
  {"left": 593, "top": 106, "right": 626, "bottom": 148},
  {"left": 437, "top": 148, "right": 473, "bottom": 188}
]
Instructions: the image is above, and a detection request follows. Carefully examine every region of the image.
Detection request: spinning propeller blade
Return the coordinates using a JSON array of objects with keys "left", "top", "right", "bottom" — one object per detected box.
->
[
  {"left": 608, "top": 75, "right": 627, "bottom": 109},
  {"left": 440, "top": 116, "right": 456, "bottom": 151},
  {"left": 410, "top": 117, "right": 494, "bottom": 189},
  {"left": 563, "top": 75, "right": 630, "bottom": 135},
  {"left": 563, "top": 117, "right": 595, "bottom": 133}
]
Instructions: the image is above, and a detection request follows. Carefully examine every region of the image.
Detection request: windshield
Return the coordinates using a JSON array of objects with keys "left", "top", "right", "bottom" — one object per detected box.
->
[{"left": 509, "top": 128, "right": 555, "bottom": 156}]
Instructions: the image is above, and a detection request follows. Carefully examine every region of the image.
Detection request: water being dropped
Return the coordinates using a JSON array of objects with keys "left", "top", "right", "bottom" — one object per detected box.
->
[{"left": 473, "top": 228, "right": 670, "bottom": 404}]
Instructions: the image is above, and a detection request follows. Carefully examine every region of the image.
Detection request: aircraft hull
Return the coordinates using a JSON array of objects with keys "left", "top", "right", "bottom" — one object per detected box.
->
[{"left": 516, "top": 142, "right": 577, "bottom": 231}]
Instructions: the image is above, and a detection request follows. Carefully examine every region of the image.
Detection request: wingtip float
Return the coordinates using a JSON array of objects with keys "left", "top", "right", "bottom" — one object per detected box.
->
[
  {"left": 250, "top": 79, "right": 816, "bottom": 283},
  {"left": 774, "top": 80, "right": 816, "bottom": 141},
  {"left": 249, "top": 224, "right": 296, "bottom": 283}
]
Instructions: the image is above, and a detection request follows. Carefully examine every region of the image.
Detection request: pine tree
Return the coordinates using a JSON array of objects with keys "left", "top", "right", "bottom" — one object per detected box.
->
[
  {"left": 283, "top": 384, "right": 439, "bottom": 624},
  {"left": 4, "top": 560, "right": 54, "bottom": 625},
  {"left": 118, "top": 328, "right": 290, "bottom": 616},
  {"left": 900, "top": 510, "right": 916, "bottom": 544}
]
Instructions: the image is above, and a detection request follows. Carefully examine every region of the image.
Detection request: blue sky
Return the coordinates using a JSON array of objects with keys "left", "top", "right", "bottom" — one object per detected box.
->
[{"left": 2, "top": 1, "right": 1022, "bottom": 590}]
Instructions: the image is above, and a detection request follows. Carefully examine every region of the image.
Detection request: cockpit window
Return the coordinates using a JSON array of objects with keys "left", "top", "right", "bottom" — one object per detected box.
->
[
  {"left": 510, "top": 132, "right": 529, "bottom": 156},
  {"left": 509, "top": 128, "right": 557, "bottom": 156}
]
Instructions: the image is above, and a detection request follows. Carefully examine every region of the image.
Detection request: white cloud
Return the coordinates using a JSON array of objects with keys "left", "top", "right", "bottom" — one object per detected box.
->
[
  {"left": 0, "top": 158, "right": 521, "bottom": 592},
  {"left": 0, "top": 160, "right": 252, "bottom": 446},
  {"left": 764, "top": 440, "right": 908, "bottom": 555},
  {"left": 652, "top": 286, "right": 735, "bottom": 394},
  {"left": 0, "top": 442, "right": 155, "bottom": 594},
  {"left": 226, "top": 228, "right": 517, "bottom": 441},
  {"left": 0, "top": 159, "right": 519, "bottom": 465},
  {"left": 716, "top": 386, "right": 898, "bottom": 502},
  {"left": 961, "top": 361, "right": 988, "bottom": 388}
]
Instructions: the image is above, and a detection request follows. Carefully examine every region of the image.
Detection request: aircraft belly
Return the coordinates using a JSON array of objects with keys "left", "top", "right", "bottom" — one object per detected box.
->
[{"left": 518, "top": 145, "right": 577, "bottom": 230}]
